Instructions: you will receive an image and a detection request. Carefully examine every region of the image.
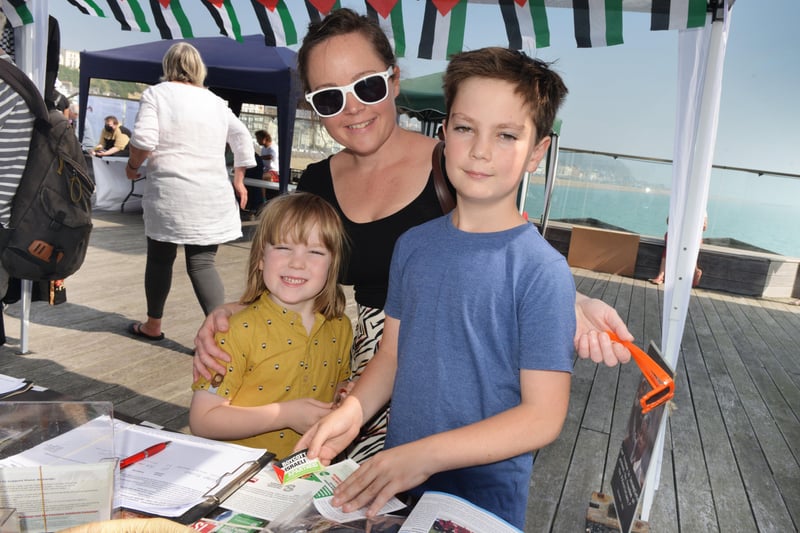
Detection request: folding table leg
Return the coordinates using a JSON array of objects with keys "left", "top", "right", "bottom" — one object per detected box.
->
[{"left": 19, "top": 279, "right": 32, "bottom": 354}]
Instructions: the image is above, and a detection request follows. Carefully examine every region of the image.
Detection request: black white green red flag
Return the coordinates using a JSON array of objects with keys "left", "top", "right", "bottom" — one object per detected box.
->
[
  {"left": 65, "top": 0, "right": 106, "bottom": 17},
  {"left": 418, "top": 0, "right": 467, "bottom": 60},
  {"left": 499, "top": 0, "right": 550, "bottom": 51},
  {"left": 53, "top": 1, "right": 716, "bottom": 56},
  {"left": 251, "top": 0, "right": 298, "bottom": 46},
  {"left": 2, "top": 0, "right": 33, "bottom": 27},
  {"left": 650, "top": 0, "right": 707, "bottom": 30},
  {"left": 107, "top": 0, "right": 150, "bottom": 32},
  {"left": 366, "top": 0, "right": 406, "bottom": 57},
  {"left": 202, "top": 0, "right": 242, "bottom": 41},
  {"left": 572, "top": 0, "right": 623, "bottom": 47},
  {"left": 305, "top": 0, "right": 340, "bottom": 23},
  {"left": 150, "top": 0, "right": 193, "bottom": 39}
]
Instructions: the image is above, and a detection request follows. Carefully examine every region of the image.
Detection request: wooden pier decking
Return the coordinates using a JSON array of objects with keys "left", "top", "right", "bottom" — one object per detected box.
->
[{"left": 1, "top": 211, "right": 798, "bottom": 532}]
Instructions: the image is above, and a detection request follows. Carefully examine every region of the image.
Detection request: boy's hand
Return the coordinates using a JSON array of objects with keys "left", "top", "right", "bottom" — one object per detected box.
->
[
  {"left": 574, "top": 294, "right": 633, "bottom": 366},
  {"left": 193, "top": 306, "right": 235, "bottom": 382},
  {"left": 332, "top": 444, "right": 431, "bottom": 517},
  {"left": 284, "top": 399, "right": 336, "bottom": 434},
  {"left": 295, "top": 397, "right": 363, "bottom": 465}
]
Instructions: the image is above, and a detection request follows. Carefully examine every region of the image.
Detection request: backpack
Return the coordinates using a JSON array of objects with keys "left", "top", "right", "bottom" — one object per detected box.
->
[{"left": 0, "top": 60, "right": 94, "bottom": 281}]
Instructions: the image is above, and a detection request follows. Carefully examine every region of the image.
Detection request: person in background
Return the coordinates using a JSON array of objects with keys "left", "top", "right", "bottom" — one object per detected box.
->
[
  {"left": 124, "top": 42, "right": 255, "bottom": 342},
  {"left": 189, "top": 192, "right": 352, "bottom": 459},
  {"left": 241, "top": 147, "right": 266, "bottom": 220},
  {"left": 256, "top": 129, "right": 279, "bottom": 182},
  {"left": 65, "top": 101, "right": 94, "bottom": 151},
  {"left": 192, "top": 8, "right": 634, "bottom": 464},
  {"left": 90, "top": 115, "right": 129, "bottom": 157},
  {"left": 298, "top": 47, "right": 574, "bottom": 529},
  {"left": 65, "top": 101, "right": 78, "bottom": 125},
  {"left": 649, "top": 214, "right": 707, "bottom": 287},
  {"left": 66, "top": 102, "right": 97, "bottom": 153}
]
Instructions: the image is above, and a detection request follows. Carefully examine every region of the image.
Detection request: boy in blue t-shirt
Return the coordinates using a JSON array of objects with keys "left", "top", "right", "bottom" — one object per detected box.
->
[{"left": 298, "top": 47, "right": 575, "bottom": 530}]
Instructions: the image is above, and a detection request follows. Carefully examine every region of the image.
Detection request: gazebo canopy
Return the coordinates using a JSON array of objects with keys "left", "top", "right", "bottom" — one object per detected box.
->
[{"left": 78, "top": 35, "right": 300, "bottom": 191}]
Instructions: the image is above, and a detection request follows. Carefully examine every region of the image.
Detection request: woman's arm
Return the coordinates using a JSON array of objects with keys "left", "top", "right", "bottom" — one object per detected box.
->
[
  {"left": 125, "top": 145, "right": 150, "bottom": 180},
  {"left": 232, "top": 166, "right": 247, "bottom": 210}
]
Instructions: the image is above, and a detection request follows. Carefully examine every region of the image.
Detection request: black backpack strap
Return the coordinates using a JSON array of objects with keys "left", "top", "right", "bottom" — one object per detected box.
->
[
  {"left": 431, "top": 141, "right": 456, "bottom": 214},
  {"left": 0, "top": 59, "right": 49, "bottom": 121}
]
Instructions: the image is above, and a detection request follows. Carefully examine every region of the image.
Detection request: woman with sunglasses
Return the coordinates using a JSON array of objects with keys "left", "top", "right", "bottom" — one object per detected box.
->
[{"left": 193, "top": 8, "right": 634, "bottom": 462}]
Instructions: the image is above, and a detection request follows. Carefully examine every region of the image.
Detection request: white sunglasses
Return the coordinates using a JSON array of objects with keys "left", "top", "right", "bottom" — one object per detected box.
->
[{"left": 305, "top": 66, "right": 394, "bottom": 118}]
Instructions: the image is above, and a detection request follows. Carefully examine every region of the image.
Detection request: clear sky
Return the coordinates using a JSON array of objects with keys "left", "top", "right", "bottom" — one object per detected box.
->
[{"left": 48, "top": 0, "right": 798, "bottom": 176}]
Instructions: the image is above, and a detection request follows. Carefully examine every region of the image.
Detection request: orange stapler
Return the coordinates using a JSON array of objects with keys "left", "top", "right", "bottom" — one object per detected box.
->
[{"left": 606, "top": 331, "right": 674, "bottom": 413}]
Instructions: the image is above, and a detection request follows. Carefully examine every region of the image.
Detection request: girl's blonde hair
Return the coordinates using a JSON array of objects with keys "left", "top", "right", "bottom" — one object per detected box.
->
[
  {"left": 241, "top": 192, "right": 348, "bottom": 320},
  {"left": 161, "top": 42, "right": 207, "bottom": 86}
]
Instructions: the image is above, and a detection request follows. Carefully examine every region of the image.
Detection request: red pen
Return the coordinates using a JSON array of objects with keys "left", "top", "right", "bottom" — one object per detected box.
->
[{"left": 119, "top": 440, "right": 171, "bottom": 469}]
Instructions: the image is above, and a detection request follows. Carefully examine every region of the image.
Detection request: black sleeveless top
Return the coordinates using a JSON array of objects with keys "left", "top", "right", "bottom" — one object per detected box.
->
[{"left": 297, "top": 157, "right": 444, "bottom": 309}]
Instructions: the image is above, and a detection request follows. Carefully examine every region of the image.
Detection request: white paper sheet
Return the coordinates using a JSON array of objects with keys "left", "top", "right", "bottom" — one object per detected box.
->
[
  {"left": 0, "top": 417, "right": 267, "bottom": 518},
  {"left": 0, "top": 462, "right": 114, "bottom": 533}
]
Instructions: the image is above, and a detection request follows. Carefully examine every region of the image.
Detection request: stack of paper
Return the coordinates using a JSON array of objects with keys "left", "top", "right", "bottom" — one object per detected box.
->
[
  {"left": 0, "top": 416, "right": 269, "bottom": 519},
  {"left": 0, "top": 374, "right": 29, "bottom": 399}
]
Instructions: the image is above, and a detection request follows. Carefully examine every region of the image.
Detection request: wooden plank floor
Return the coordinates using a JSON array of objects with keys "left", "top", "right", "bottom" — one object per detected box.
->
[{"left": 1, "top": 211, "right": 798, "bottom": 532}]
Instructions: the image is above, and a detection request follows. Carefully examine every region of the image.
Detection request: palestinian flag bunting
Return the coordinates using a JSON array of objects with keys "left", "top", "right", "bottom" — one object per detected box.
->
[
  {"left": 65, "top": 0, "right": 106, "bottom": 17},
  {"left": 366, "top": 0, "right": 406, "bottom": 57},
  {"left": 499, "top": 0, "right": 549, "bottom": 51},
  {"left": 251, "top": 0, "right": 298, "bottom": 47},
  {"left": 2, "top": 0, "right": 33, "bottom": 27},
  {"left": 651, "top": 0, "right": 707, "bottom": 30},
  {"left": 203, "top": 0, "right": 242, "bottom": 41},
  {"left": 305, "top": 0, "right": 340, "bottom": 23},
  {"left": 418, "top": 0, "right": 467, "bottom": 60},
  {"left": 151, "top": 0, "right": 193, "bottom": 39},
  {"left": 572, "top": 0, "right": 623, "bottom": 48},
  {"left": 107, "top": 0, "right": 150, "bottom": 32},
  {"left": 52, "top": 1, "right": 715, "bottom": 58}
]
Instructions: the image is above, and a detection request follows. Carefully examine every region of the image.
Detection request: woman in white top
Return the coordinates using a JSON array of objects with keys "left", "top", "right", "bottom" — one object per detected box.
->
[{"left": 125, "top": 42, "right": 255, "bottom": 341}]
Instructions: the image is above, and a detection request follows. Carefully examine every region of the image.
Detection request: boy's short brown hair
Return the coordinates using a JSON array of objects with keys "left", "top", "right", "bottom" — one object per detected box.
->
[{"left": 443, "top": 48, "right": 568, "bottom": 143}]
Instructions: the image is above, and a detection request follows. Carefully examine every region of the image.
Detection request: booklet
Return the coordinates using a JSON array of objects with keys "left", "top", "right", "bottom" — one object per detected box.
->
[
  {"left": 194, "top": 458, "right": 519, "bottom": 533},
  {"left": 398, "top": 491, "right": 522, "bottom": 533}
]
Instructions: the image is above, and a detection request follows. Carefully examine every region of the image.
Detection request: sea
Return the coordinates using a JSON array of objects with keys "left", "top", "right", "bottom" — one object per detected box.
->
[{"left": 523, "top": 154, "right": 800, "bottom": 258}]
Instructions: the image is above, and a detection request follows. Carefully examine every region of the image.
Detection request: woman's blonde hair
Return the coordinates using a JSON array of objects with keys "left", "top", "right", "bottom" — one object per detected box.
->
[
  {"left": 241, "top": 193, "right": 348, "bottom": 320},
  {"left": 161, "top": 42, "right": 207, "bottom": 86}
]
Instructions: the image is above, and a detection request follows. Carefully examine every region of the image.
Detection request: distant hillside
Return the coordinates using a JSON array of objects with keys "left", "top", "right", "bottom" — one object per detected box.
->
[{"left": 59, "top": 66, "right": 148, "bottom": 99}]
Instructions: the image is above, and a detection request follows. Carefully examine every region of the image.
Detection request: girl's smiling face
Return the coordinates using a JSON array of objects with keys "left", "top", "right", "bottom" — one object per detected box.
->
[{"left": 260, "top": 224, "right": 331, "bottom": 315}]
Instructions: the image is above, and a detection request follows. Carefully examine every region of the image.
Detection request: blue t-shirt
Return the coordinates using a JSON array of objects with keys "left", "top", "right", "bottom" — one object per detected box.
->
[{"left": 384, "top": 213, "right": 576, "bottom": 528}]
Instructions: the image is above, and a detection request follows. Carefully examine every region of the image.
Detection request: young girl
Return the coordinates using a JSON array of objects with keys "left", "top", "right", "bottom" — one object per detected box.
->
[{"left": 189, "top": 192, "right": 352, "bottom": 459}]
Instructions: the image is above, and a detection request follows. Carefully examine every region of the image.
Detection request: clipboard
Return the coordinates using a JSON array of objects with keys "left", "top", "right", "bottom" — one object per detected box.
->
[{"left": 171, "top": 450, "right": 275, "bottom": 524}]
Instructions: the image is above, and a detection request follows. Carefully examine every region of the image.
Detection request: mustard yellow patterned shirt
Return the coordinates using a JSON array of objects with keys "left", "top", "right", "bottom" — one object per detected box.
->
[{"left": 192, "top": 292, "right": 352, "bottom": 458}]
